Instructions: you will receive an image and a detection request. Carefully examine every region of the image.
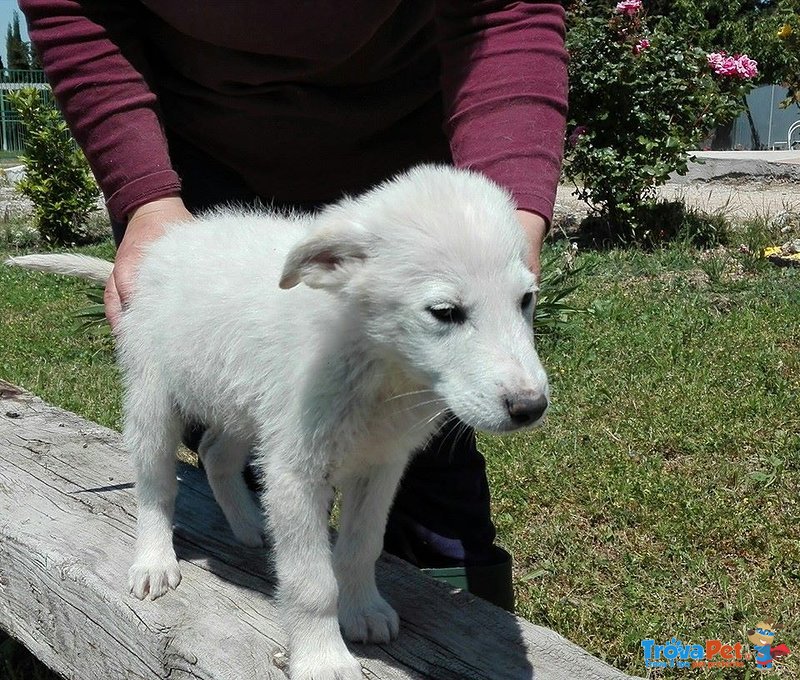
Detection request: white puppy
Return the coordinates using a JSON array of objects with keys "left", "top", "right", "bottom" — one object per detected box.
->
[{"left": 8, "top": 165, "right": 549, "bottom": 680}]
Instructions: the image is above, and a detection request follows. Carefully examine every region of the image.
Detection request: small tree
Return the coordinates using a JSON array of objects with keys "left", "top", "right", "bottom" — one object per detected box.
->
[
  {"left": 8, "top": 88, "right": 100, "bottom": 245},
  {"left": 565, "top": 0, "right": 757, "bottom": 239},
  {"left": 6, "top": 12, "right": 30, "bottom": 74}
]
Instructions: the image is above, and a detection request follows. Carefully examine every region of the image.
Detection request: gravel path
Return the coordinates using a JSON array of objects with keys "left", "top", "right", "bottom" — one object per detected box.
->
[
  {"left": 555, "top": 152, "right": 800, "bottom": 224},
  {"left": 554, "top": 179, "right": 800, "bottom": 224}
]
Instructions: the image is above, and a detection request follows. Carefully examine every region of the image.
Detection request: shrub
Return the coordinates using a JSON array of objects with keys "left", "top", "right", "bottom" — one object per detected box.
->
[
  {"left": 8, "top": 88, "right": 100, "bottom": 246},
  {"left": 534, "top": 244, "right": 596, "bottom": 335},
  {"left": 678, "top": 206, "right": 731, "bottom": 248},
  {"left": 775, "top": 12, "right": 800, "bottom": 108},
  {"left": 565, "top": 1, "right": 756, "bottom": 240}
]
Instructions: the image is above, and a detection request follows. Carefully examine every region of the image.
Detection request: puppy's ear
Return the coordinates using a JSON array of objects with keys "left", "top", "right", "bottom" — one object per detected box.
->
[{"left": 279, "top": 223, "right": 374, "bottom": 290}]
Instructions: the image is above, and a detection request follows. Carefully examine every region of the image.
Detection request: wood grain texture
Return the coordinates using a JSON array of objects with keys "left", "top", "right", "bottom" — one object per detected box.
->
[{"left": 0, "top": 380, "right": 639, "bottom": 680}]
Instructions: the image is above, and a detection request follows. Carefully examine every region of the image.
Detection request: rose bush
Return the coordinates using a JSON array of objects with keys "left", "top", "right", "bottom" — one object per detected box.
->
[{"left": 565, "top": 1, "right": 757, "bottom": 240}]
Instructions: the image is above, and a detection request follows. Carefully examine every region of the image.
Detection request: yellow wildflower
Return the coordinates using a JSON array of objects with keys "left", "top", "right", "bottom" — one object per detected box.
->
[{"left": 778, "top": 23, "right": 793, "bottom": 39}]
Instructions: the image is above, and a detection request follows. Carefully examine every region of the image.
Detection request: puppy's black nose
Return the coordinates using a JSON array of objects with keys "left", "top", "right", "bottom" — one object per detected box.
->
[{"left": 505, "top": 393, "right": 548, "bottom": 426}]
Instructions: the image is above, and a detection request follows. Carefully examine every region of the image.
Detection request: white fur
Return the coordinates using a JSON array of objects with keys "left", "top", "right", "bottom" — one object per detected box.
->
[
  {"left": 6, "top": 253, "right": 113, "bottom": 284},
  {"left": 8, "top": 165, "right": 550, "bottom": 679}
]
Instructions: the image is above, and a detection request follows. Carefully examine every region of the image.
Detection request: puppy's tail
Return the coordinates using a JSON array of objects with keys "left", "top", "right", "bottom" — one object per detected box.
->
[{"left": 5, "top": 254, "right": 113, "bottom": 284}]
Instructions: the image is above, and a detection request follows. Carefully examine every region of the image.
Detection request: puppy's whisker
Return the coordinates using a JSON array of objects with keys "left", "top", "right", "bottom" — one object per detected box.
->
[
  {"left": 409, "top": 408, "right": 449, "bottom": 434},
  {"left": 383, "top": 388, "right": 436, "bottom": 404},
  {"left": 451, "top": 421, "right": 473, "bottom": 462},
  {"left": 395, "top": 397, "right": 448, "bottom": 414},
  {"left": 434, "top": 414, "right": 470, "bottom": 460}
]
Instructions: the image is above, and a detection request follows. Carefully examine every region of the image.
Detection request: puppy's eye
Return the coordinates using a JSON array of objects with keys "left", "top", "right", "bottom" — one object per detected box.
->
[
  {"left": 428, "top": 304, "right": 467, "bottom": 324},
  {"left": 521, "top": 292, "right": 534, "bottom": 309}
]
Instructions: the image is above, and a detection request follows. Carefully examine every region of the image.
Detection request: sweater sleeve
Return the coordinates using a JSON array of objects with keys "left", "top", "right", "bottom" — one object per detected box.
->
[
  {"left": 434, "top": 1, "right": 568, "bottom": 223},
  {"left": 19, "top": 0, "right": 181, "bottom": 222}
]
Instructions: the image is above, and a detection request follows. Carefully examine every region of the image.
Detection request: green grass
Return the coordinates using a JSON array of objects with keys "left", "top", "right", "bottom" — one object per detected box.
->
[
  {"left": 1, "top": 233, "right": 798, "bottom": 679},
  {"left": 487, "top": 243, "right": 800, "bottom": 678},
  {"left": 0, "top": 240, "right": 119, "bottom": 429}
]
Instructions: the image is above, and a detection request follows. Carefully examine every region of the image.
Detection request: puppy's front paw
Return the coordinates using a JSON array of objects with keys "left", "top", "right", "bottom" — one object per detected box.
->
[
  {"left": 128, "top": 558, "right": 181, "bottom": 600},
  {"left": 291, "top": 653, "right": 363, "bottom": 680},
  {"left": 339, "top": 595, "right": 399, "bottom": 644}
]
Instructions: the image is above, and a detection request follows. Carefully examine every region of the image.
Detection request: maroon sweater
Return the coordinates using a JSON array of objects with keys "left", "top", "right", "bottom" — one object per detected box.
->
[{"left": 20, "top": 1, "right": 568, "bottom": 224}]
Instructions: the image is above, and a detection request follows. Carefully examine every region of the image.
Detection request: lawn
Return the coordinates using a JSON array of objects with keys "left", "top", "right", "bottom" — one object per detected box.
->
[{"left": 0, "top": 233, "right": 798, "bottom": 679}]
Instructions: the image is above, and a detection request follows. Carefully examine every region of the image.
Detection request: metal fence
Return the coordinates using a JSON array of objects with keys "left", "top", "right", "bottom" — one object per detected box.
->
[
  {"left": 0, "top": 69, "right": 50, "bottom": 153},
  {"left": 731, "top": 84, "right": 800, "bottom": 150}
]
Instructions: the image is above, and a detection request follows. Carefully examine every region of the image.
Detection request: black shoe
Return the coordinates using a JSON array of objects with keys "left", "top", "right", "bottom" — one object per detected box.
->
[
  {"left": 384, "top": 512, "right": 515, "bottom": 612},
  {"left": 420, "top": 545, "right": 515, "bottom": 613}
]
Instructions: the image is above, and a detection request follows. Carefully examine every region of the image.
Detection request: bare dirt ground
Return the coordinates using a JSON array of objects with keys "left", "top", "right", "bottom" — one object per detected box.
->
[{"left": 554, "top": 178, "right": 800, "bottom": 224}]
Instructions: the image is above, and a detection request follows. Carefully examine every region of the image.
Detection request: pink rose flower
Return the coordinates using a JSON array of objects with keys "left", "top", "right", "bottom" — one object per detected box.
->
[
  {"left": 615, "top": 0, "right": 642, "bottom": 15},
  {"left": 707, "top": 51, "right": 759, "bottom": 79},
  {"left": 707, "top": 51, "right": 735, "bottom": 76},
  {"left": 734, "top": 54, "right": 758, "bottom": 79},
  {"left": 633, "top": 38, "right": 650, "bottom": 55}
]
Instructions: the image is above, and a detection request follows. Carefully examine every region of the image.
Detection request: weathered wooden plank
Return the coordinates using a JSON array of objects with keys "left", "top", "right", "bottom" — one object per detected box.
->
[{"left": 0, "top": 381, "right": 639, "bottom": 680}]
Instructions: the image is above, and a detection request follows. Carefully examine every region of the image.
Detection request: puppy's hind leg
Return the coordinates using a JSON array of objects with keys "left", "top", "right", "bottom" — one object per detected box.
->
[
  {"left": 199, "top": 430, "right": 265, "bottom": 547},
  {"left": 124, "top": 381, "right": 183, "bottom": 601},
  {"left": 334, "top": 460, "right": 408, "bottom": 644}
]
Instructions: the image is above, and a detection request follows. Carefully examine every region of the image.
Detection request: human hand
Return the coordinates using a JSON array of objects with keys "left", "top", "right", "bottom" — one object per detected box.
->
[
  {"left": 515, "top": 210, "right": 547, "bottom": 281},
  {"left": 105, "top": 196, "right": 192, "bottom": 331}
]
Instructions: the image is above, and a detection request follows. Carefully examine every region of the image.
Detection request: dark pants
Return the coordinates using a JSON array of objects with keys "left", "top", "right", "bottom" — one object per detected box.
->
[{"left": 112, "top": 134, "right": 498, "bottom": 567}]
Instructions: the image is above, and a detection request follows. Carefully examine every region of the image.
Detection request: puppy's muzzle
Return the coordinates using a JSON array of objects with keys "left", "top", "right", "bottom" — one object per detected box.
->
[{"left": 505, "top": 392, "right": 549, "bottom": 427}]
